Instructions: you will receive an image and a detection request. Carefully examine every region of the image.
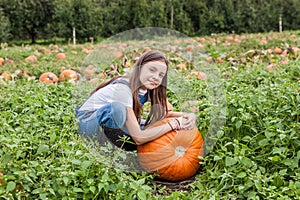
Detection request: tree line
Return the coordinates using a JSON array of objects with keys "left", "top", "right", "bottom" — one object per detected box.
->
[{"left": 0, "top": 0, "right": 299, "bottom": 44}]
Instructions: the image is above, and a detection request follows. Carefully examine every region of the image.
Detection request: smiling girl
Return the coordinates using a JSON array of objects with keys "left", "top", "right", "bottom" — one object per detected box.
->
[{"left": 75, "top": 50, "right": 196, "bottom": 147}]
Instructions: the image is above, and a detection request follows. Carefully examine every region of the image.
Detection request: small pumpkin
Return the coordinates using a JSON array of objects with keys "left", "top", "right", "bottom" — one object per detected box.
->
[
  {"left": 216, "top": 57, "right": 224, "bottom": 63},
  {"left": 25, "top": 55, "right": 37, "bottom": 63},
  {"left": 82, "top": 65, "right": 95, "bottom": 80},
  {"left": 82, "top": 69, "right": 93, "bottom": 80},
  {"left": 82, "top": 48, "right": 92, "bottom": 53},
  {"left": 191, "top": 71, "right": 207, "bottom": 81},
  {"left": 0, "top": 58, "right": 4, "bottom": 65},
  {"left": 0, "top": 72, "right": 11, "bottom": 80},
  {"left": 137, "top": 119, "right": 204, "bottom": 182},
  {"left": 56, "top": 53, "right": 66, "bottom": 60},
  {"left": 59, "top": 69, "right": 78, "bottom": 83},
  {"left": 274, "top": 47, "right": 282, "bottom": 55},
  {"left": 186, "top": 45, "right": 193, "bottom": 51},
  {"left": 39, "top": 72, "right": 59, "bottom": 84}
]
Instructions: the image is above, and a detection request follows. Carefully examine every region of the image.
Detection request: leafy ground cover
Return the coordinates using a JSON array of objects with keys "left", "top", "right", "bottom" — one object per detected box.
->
[{"left": 0, "top": 31, "right": 299, "bottom": 199}]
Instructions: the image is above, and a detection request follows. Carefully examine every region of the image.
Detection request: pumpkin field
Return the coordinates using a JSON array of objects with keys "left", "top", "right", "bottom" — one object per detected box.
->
[{"left": 0, "top": 30, "right": 299, "bottom": 199}]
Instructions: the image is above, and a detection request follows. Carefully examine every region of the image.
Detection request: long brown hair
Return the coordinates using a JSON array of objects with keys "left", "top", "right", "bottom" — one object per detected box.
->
[
  {"left": 129, "top": 50, "right": 169, "bottom": 126},
  {"left": 90, "top": 50, "right": 169, "bottom": 126}
]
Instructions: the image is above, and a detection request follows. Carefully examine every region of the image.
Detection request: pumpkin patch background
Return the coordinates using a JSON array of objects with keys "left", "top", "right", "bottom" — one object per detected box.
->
[{"left": 0, "top": 30, "right": 299, "bottom": 199}]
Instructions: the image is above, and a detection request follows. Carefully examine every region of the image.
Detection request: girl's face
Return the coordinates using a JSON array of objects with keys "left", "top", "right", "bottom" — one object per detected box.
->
[{"left": 139, "top": 60, "right": 167, "bottom": 90}]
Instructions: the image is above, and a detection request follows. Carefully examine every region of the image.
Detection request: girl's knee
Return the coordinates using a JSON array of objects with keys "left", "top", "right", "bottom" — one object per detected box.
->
[
  {"left": 110, "top": 102, "right": 127, "bottom": 126},
  {"left": 110, "top": 102, "right": 126, "bottom": 113},
  {"left": 97, "top": 102, "right": 127, "bottom": 129}
]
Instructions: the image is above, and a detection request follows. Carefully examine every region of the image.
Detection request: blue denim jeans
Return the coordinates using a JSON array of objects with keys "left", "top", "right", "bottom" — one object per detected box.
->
[
  {"left": 76, "top": 102, "right": 128, "bottom": 138},
  {"left": 75, "top": 92, "right": 148, "bottom": 138}
]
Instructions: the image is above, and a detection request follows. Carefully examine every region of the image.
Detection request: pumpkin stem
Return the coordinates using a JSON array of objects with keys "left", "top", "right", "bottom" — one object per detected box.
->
[{"left": 174, "top": 146, "right": 186, "bottom": 157}]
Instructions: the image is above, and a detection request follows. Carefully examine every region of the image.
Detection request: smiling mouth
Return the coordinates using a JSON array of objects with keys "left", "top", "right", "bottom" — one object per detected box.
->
[{"left": 149, "top": 81, "right": 158, "bottom": 86}]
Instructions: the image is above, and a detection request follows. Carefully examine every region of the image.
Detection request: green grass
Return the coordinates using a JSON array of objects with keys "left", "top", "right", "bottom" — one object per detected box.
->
[{"left": 0, "top": 31, "right": 299, "bottom": 199}]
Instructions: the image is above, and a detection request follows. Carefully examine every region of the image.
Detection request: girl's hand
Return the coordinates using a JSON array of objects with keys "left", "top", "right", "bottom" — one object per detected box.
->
[{"left": 181, "top": 113, "right": 196, "bottom": 130}]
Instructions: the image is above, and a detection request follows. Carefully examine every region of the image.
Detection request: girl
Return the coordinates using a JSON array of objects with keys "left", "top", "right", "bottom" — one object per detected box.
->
[{"left": 75, "top": 50, "right": 196, "bottom": 146}]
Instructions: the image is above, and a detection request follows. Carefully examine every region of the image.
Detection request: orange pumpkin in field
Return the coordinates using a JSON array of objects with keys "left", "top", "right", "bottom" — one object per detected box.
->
[
  {"left": 39, "top": 72, "right": 59, "bottom": 84},
  {"left": 0, "top": 58, "right": 4, "bottom": 65},
  {"left": 274, "top": 47, "right": 282, "bottom": 55},
  {"left": 56, "top": 53, "right": 66, "bottom": 60},
  {"left": 25, "top": 55, "right": 37, "bottom": 63},
  {"left": 59, "top": 69, "right": 78, "bottom": 83},
  {"left": 137, "top": 119, "right": 204, "bottom": 182},
  {"left": 1, "top": 72, "right": 11, "bottom": 80}
]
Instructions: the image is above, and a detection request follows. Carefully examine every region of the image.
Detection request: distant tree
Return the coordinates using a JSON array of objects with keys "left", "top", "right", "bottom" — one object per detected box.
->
[
  {"left": 231, "top": 0, "right": 258, "bottom": 33},
  {"left": 130, "top": 0, "right": 152, "bottom": 27},
  {"left": 206, "top": 6, "right": 225, "bottom": 33},
  {"left": 281, "top": 0, "right": 300, "bottom": 30},
  {"left": 98, "top": 0, "right": 131, "bottom": 37},
  {"left": 1, "top": 0, "right": 55, "bottom": 44},
  {"left": 52, "top": 0, "right": 103, "bottom": 42},
  {"left": 183, "top": 0, "right": 208, "bottom": 35},
  {"left": 1, "top": 0, "right": 300, "bottom": 43},
  {"left": 148, "top": 0, "right": 168, "bottom": 28},
  {"left": 166, "top": 0, "right": 194, "bottom": 35},
  {"left": 220, "top": 0, "right": 235, "bottom": 33},
  {"left": 0, "top": 8, "right": 11, "bottom": 43}
]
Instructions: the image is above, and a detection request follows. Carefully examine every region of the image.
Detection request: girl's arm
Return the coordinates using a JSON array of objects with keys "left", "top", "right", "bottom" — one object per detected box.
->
[
  {"left": 166, "top": 111, "right": 184, "bottom": 118},
  {"left": 125, "top": 107, "right": 183, "bottom": 145}
]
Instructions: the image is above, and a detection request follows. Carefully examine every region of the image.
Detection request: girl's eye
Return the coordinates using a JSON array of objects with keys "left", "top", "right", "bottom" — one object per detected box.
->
[
  {"left": 159, "top": 73, "right": 165, "bottom": 78},
  {"left": 150, "top": 67, "right": 156, "bottom": 72}
]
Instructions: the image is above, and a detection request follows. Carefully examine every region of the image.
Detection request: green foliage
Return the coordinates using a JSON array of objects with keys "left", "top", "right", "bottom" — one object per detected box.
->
[
  {"left": 52, "top": 0, "right": 103, "bottom": 42},
  {"left": 0, "top": 31, "right": 299, "bottom": 199},
  {"left": 0, "top": 8, "right": 11, "bottom": 43},
  {"left": 0, "top": 81, "right": 155, "bottom": 199},
  {"left": 281, "top": 0, "right": 300, "bottom": 30},
  {"left": 1, "top": 0, "right": 55, "bottom": 44},
  {"left": 1, "top": 0, "right": 300, "bottom": 43}
]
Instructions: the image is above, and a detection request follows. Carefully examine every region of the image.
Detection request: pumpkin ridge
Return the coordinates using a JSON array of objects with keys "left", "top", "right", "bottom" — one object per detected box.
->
[{"left": 138, "top": 141, "right": 183, "bottom": 171}]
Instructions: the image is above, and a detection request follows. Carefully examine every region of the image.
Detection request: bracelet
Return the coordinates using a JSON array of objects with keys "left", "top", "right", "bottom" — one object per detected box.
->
[
  {"left": 166, "top": 118, "right": 181, "bottom": 131},
  {"left": 167, "top": 121, "right": 174, "bottom": 130},
  {"left": 174, "top": 118, "right": 180, "bottom": 129},
  {"left": 170, "top": 118, "right": 180, "bottom": 130},
  {"left": 174, "top": 119, "right": 180, "bottom": 130}
]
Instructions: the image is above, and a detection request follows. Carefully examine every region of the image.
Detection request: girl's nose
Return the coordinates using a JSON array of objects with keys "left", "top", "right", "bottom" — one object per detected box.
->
[{"left": 153, "top": 72, "right": 159, "bottom": 80}]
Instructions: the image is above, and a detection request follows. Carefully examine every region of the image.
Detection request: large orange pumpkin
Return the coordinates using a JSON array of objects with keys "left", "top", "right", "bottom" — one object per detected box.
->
[
  {"left": 59, "top": 69, "right": 78, "bottom": 83},
  {"left": 137, "top": 120, "right": 204, "bottom": 182},
  {"left": 39, "top": 72, "right": 59, "bottom": 84}
]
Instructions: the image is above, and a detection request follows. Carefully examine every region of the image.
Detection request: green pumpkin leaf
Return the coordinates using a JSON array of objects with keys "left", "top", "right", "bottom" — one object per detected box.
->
[{"left": 6, "top": 181, "right": 16, "bottom": 192}]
